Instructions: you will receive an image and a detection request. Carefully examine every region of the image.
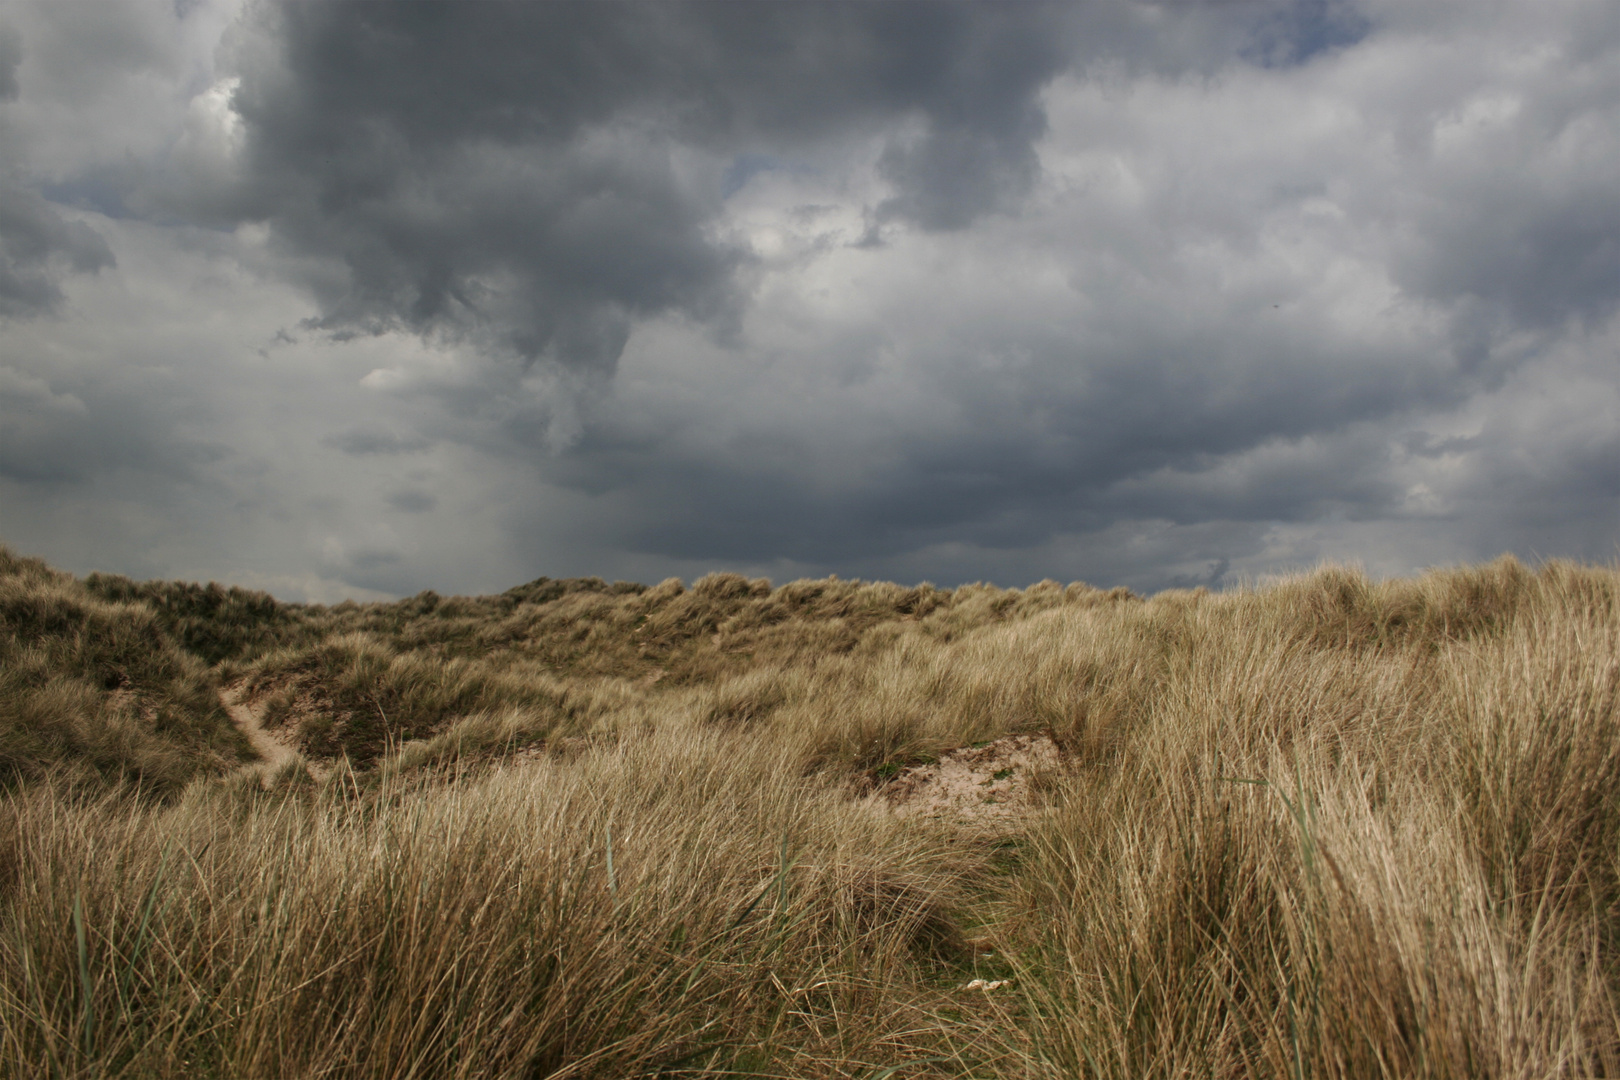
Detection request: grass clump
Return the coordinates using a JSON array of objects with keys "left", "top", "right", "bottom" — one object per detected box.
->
[
  {"left": 0, "top": 550, "right": 244, "bottom": 795},
  {"left": 81, "top": 572, "right": 306, "bottom": 666}
]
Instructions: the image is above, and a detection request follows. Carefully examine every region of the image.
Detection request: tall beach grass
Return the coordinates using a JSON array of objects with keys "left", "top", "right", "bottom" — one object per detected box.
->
[{"left": 1, "top": 550, "right": 1616, "bottom": 1076}]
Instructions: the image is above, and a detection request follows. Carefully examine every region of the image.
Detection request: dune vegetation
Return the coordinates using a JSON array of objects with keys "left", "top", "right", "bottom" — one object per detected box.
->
[{"left": 1, "top": 543, "right": 1617, "bottom": 1077}]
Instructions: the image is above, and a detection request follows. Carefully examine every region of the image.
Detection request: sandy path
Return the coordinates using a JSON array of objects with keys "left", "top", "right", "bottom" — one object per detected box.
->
[{"left": 222, "top": 685, "right": 305, "bottom": 785}]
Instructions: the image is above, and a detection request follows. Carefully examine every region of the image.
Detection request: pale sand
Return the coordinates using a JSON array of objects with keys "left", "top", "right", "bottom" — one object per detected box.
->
[
  {"left": 878, "top": 733, "right": 1060, "bottom": 826},
  {"left": 221, "top": 684, "right": 325, "bottom": 786}
]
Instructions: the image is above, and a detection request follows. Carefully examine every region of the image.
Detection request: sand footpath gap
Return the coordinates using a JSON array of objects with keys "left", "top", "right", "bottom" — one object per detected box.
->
[{"left": 221, "top": 685, "right": 317, "bottom": 786}]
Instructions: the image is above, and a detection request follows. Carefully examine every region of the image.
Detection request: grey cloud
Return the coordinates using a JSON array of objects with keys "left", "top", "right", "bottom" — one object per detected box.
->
[
  {"left": 853, "top": 518, "right": 1274, "bottom": 596},
  {"left": 552, "top": 302, "right": 1481, "bottom": 569},
  {"left": 346, "top": 548, "right": 402, "bottom": 570},
  {"left": 1242, "top": 0, "right": 1372, "bottom": 69},
  {"left": 0, "top": 23, "right": 20, "bottom": 100},
  {"left": 10, "top": 0, "right": 184, "bottom": 107},
  {"left": 38, "top": 163, "right": 145, "bottom": 221},
  {"left": 0, "top": 183, "right": 114, "bottom": 317},
  {"left": 1381, "top": 9, "right": 1620, "bottom": 337},
  {"left": 6, "top": 0, "right": 1617, "bottom": 601},
  {"left": 385, "top": 489, "right": 437, "bottom": 514},
  {"left": 1441, "top": 391, "right": 1620, "bottom": 556},
  {"left": 877, "top": 125, "right": 1041, "bottom": 232},
  {"left": 323, "top": 430, "right": 432, "bottom": 456},
  {"left": 0, "top": 4, "right": 163, "bottom": 319},
  {"left": 1097, "top": 433, "right": 1406, "bottom": 528},
  {"left": 1402, "top": 186, "right": 1620, "bottom": 334},
  {"left": 192, "top": 2, "right": 1620, "bottom": 593},
  {"left": 865, "top": 5, "right": 1071, "bottom": 230},
  {"left": 0, "top": 366, "right": 223, "bottom": 484},
  {"left": 0, "top": 4, "right": 206, "bottom": 275}
]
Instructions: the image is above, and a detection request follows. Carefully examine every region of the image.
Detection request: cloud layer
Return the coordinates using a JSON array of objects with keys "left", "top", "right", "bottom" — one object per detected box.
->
[{"left": 1, "top": 0, "right": 1616, "bottom": 598}]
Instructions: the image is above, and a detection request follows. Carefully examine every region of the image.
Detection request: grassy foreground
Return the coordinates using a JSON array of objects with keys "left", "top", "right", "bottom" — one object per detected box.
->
[{"left": 1, "top": 547, "right": 1618, "bottom": 1077}]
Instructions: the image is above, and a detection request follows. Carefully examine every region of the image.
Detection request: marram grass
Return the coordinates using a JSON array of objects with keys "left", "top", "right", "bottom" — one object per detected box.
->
[{"left": 1, "top": 548, "right": 1618, "bottom": 1076}]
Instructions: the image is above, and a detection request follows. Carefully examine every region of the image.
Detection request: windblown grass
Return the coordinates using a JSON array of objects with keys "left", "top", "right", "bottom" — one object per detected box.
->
[
  {"left": 1, "top": 548, "right": 1617, "bottom": 1076},
  {"left": 0, "top": 729, "right": 984, "bottom": 1078},
  {"left": 0, "top": 550, "right": 244, "bottom": 795},
  {"left": 1002, "top": 559, "right": 1620, "bottom": 1077}
]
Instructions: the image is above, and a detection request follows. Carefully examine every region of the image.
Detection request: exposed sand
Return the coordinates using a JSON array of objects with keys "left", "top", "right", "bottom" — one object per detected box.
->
[
  {"left": 221, "top": 685, "right": 323, "bottom": 786},
  {"left": 877, "top": 733, "right": 1060, "bottom": 827}
]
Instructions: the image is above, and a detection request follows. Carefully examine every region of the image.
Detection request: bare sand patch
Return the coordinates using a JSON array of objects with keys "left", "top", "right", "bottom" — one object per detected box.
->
[
  {"left": 221, "top": 684, "right": 327, "bottom": 786},
  {"left": 876, "top": 733, "right": 1060, "bottom": 827}
]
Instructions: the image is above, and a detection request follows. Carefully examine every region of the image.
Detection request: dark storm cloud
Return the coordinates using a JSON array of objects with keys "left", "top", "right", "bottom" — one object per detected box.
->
[{"left": 218, "top": 2, "right": 1084, "bottom": 368}]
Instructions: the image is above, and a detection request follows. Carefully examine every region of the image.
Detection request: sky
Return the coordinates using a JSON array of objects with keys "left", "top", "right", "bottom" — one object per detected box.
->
[{"left": 1, "top": 0, "right": 1616, "bottom": 601}]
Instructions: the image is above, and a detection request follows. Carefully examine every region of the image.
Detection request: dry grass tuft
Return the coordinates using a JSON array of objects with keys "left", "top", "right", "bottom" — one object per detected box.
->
[{"left": 0, "top": 550, "right": 245, "bottom": 795}]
